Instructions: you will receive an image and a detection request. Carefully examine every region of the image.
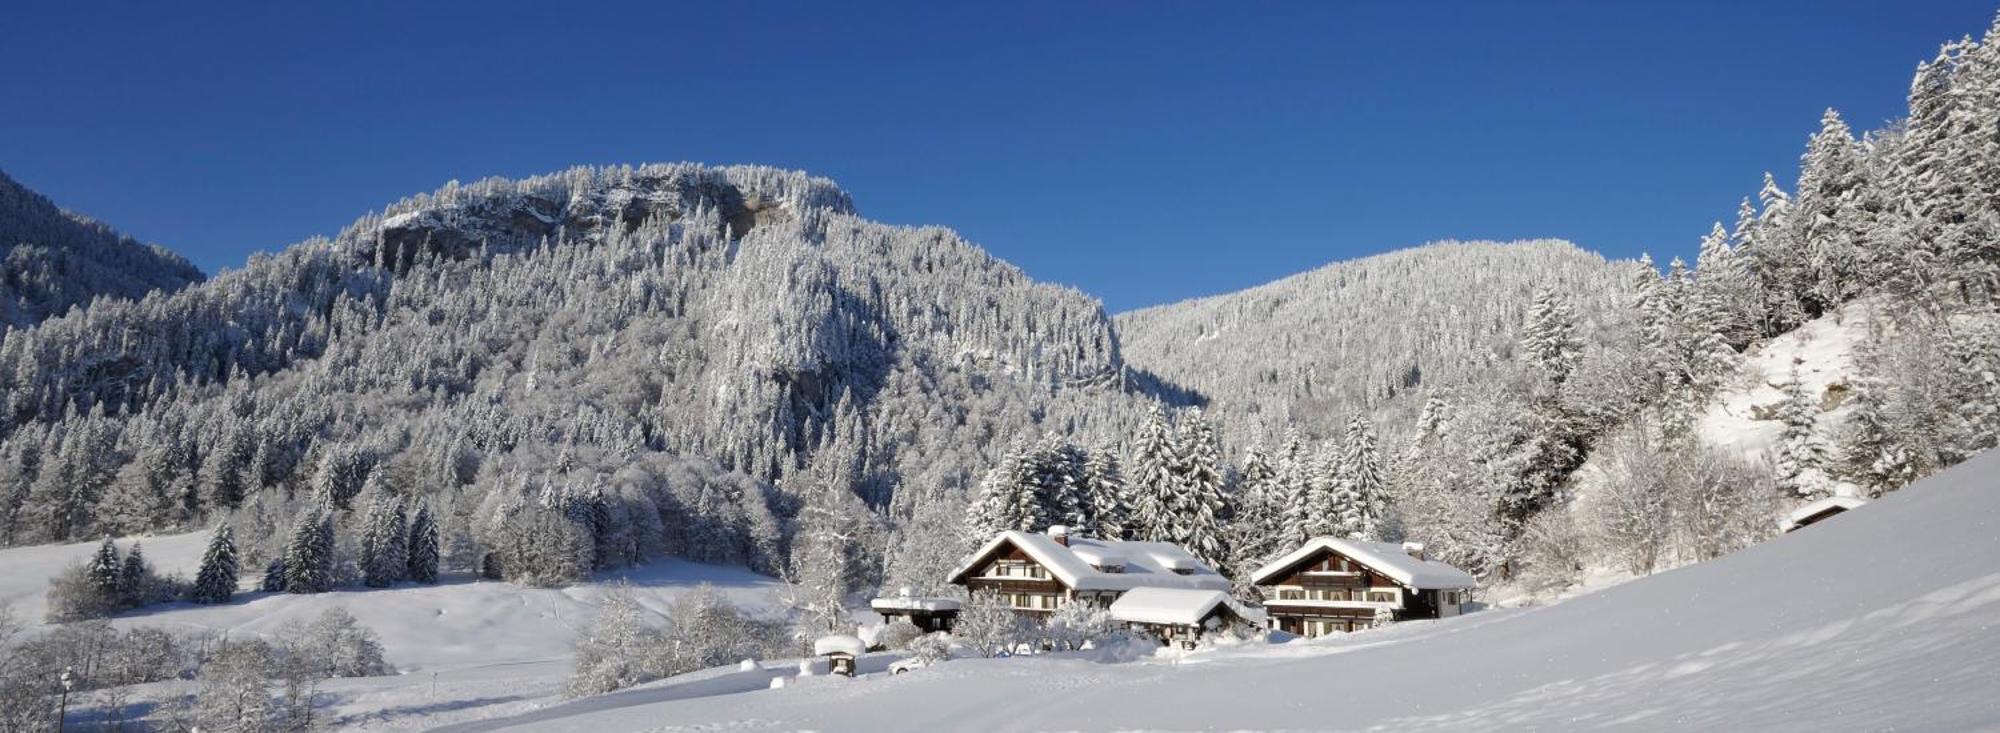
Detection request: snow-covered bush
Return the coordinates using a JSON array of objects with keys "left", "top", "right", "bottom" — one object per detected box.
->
[
  {"left": 906, "top": 632, "right": 952, "bottom": 665},
  {"left": 949, "top": 591, "right": 1028, "bottom": 658},
  {"left": 568, "top": 582, "right": 784, "bottom": 697},
  {"left": 43, "top": 539, "right": 183, "bottom": 622},
  {"left": 877, "top": 620, "right": 924, "bottom": 651},
  {"left": 283, "top": 607, "right": 392, "bottom": 679},
  {"left": 1042, "top": 600, "right": 1113, "bottom": 651}
]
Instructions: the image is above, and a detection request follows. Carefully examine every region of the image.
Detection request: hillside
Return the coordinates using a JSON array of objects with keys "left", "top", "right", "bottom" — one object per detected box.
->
[
  {"left": 1115, "top": 239, "right": 1631, "bottom": 442},
  {"left": 437, "top": 445, "right": 2000, "bottom": 732},
  {"left": 0, "top": 169, "right": 203, "bottom": 330}
]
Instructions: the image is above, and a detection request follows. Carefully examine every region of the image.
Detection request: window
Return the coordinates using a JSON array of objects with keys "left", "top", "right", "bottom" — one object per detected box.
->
[
  {"left": 1278, "top": 589, "right": 1304, "bottom": 600},
  {"left": 1367, "top": 591, "right": 1395, "bottom": 603},
  {"left": 991, "top": 560, "right": 1048, "bottom": 580}
]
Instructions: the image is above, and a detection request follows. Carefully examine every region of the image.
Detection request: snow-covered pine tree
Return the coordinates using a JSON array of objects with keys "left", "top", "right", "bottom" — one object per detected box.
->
[
  {"left": 1775, "top": 365, "right": 1830, "bottom": 499},
  {"left": 1170, "top": 409, "right": 1229, "bottom": 568},
  {"left": 190, "top": 525, "right": 239, "bottom": 604},
  {"left": 1340, "top": 415, "right": 1387, "bottom": 541},
  {"left": 1304, "top": 439, "right": 1347, "bottom": 539},
  {"left": 963, "top": 441, "right": 1037, "bottom": 540},
  {"left": 1227, "top": 444, "right": 1284, "bottom": 573},
  {"left": 1125, "top": 405, "right": 1180, "bottom": 543},
  {"left": 1523, "top": 286, "right": 1583, "bottom": 384},
  {"left": 1081, "top": 447, "right": 1130, "bottom": 540},
  {"left": 359, "top": 491, "right": 408, "bottom": 587},
  {"left": 1275, "top": 429, "right": 1316, "bottom": 547},
  {"left": 283, "top": 508, "right": 335, "bottom": 593},
  {"left": 117, "top": 540, "right": 148, "bottom": 605},
  {"left": 1792, "top": 108, "right": 1867, "bottom": 317},
  {"left": 88, "top": 536, "right": 123, "bottom": 597},
  {"left": 407, "top": 504, "right": 440, "bottom": 584}
]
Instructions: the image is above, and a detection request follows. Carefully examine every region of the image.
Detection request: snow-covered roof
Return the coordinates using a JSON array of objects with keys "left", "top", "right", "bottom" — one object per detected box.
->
[
  {"left": 1107, "top": 587, "right": 1267, "bottom": 627},
  {"left": 1779, "top": 496, "right": 1868, "bottom": 532},
  {"left": 813, "top": 634, "right": 867, "bottom": 657},
  {"left": 869, "top": 597, "right": 963, "bottom": 612},
  {"left": 948, "top": 531, "right": 1231, "bottom": 592},
  {"left": 1250, "top": 537, "right": 1477, "bottom": 590}
]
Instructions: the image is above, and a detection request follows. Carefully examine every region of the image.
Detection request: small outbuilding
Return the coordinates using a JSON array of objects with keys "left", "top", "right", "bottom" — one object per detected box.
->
[
  {"left": 813, "top": 634, "right": 867, "bottom": 677},
  {"left": 1106, "top": 587, "right": 1266, "bottom": 649},
  {"left": 869, "top": 587, "right": 962, "bottom": 633},
  {"left": 1780, "top": 496, "right": 1868, "bottom": 533}
]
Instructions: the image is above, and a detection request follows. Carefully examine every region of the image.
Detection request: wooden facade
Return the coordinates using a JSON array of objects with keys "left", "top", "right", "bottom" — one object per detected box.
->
[{"left": 1256, "top": 545, "right": 1472, "bottom": 638}]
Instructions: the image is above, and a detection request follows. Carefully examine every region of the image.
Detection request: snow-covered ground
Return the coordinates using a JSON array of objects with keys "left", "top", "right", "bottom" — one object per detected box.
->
[
  {"left": 0, "top": 533, "right": 787, "bottom": 729},
  {"left": 1698, "top": 298, "right": 1872, "bottom": 493},
  {"left": 446, "top": 447, "right": 2000, "bottom": 731},
  {"left": 12, "top": 444, "right": 1999, "bottom": 730}
]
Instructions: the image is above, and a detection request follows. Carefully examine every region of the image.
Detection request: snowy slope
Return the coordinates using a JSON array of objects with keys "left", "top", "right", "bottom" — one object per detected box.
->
[
  {"left": 454, "top": 447, "right": 2000, "bottom": 731},
  {"left": 1698, "top": 299, "right": 1874, "bottom": 494},
  {"left": 0, "top": 533, "right": 788, "bottom": 729}
]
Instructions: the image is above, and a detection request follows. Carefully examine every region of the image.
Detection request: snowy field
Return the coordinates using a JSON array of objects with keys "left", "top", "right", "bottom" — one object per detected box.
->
[
  {"left": 0, "top": 534, "right": 787, "bottom": 729},
  {"left": 8, "top": 447, "right": 1999, "bottom": 730},
  {"left": 441, "top": 448, "right": 2000, "bottom": 731}
]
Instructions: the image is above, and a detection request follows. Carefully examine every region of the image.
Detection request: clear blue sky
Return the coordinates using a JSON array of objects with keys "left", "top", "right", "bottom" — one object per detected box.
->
[{"left": 2, "top": 2, "right": 1992, "bottom": 312}]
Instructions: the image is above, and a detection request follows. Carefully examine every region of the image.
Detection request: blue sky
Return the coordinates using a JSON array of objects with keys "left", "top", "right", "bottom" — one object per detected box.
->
[{"left": 2, "top": 2, "right": 1992, "bottom": 312}]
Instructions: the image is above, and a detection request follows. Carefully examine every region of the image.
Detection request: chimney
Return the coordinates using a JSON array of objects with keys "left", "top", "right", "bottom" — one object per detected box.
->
[
  {"left": 1048, "top": 525, "right": 1070, "bottom": 547},
  {"left": 1403, "top": 542, "right": 1426, "bottom": 562}
]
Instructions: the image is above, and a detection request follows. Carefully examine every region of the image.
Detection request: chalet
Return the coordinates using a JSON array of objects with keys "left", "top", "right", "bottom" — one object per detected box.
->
[
  {"left": 1106, "top": 587, "right": 1267, "bottom": 649},
  {"left": 947, "top": 526, "right": 1230, "bottom": 615},
  {"left": 1250, "top": 537, "right": 1476, "bottom": 637},
  {"left": 869, "top": 587, "right": 961, "bottom": 633},
  {"left": 1779, "top": 496, "right": 1868, "bottom": 533}
]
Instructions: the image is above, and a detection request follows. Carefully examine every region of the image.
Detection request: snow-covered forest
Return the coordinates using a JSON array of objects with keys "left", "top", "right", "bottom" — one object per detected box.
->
[
  {"left": 0, "top": 169, "right": 203, "bottom": 330},
  {"left": 6, "top": 12, "right": 2000, "bottom": 610},
  {"left": 3, "top": 9, "right": 2000, "bottom": 729}
]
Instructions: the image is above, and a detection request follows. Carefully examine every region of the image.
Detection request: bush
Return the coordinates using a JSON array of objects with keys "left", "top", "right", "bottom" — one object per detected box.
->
[
  {"left": 44, "top": 540, "right": 184, "bottom": 622},
  {"left": 567, "top": 583, "right": 785, "bottom": 697},
  {"left": 877, "top": 621, "right": 924, "bottom": 651}
]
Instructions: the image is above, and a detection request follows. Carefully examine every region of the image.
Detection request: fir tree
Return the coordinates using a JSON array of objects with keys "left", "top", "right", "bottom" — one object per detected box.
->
[
  {"left": 1125, "top": 405, "right": 1180, "bottom": 543},
  {"left": 118, "top": 541, "right": 149, "bottom": 605},
  {"left": 282, "top": 508, "right": 335, "bottom": 594},
  {"left": 1169, "top": 409, "right": 1229, "bottom": 568},
  {"left": 1523, "top": 286, "right": 1583, "bottom": 384},
  {"left": 1080, "top": 447, "right": 1130, "bottom": 540},
  {"left": 191, "top": 525, "right": 240, "bottom": 604},
  {"left": 1340, "top": 415, "right": 1387, "bottom": 541},
  {"left": 407, "top": 504, "right": 440, "bottom": 584},
  {"left": 87, "top": 537, "right": 123, "bottom": 597},
  {"left": 1775, "top": 365, "right": 1830, "bottom": 499},
  {"left": 359, "top": 491, "right": 409, "bottom": 587}
]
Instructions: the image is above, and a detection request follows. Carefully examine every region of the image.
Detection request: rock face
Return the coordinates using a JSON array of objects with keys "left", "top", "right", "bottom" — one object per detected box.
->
[{"left": 0, "top": 169, "right": 204, "bottom": 329}]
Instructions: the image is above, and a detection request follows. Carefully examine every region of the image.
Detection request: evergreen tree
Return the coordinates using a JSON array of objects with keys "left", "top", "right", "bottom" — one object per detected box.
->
[
  {"left": 1080, "top": 447, "right": 1130, "bottom": 540},
  {"left": 1125, "top": 405, "right": 1180, "bottom": 543},
  {"left": 1523, "top": 286, "right": 1583, "bottom": 384},
  {"left": 118, "top": 541, "right": 149, "bottom": 605},
  {"left": 1340, "top": 415, "right": 1387, "bottom": 541},
  {"left": 1227, "top": 444, "right": 1285, "bottom": 572},
  {"left": 1775, "top": 365, "right": 1830, "bottom": 499},
  {"left": 282, "top": 508, "right": 335, "bottom": 593},
  {"left": 407, "top": 504, "right": 440, "bottom": 584},
  {"left": 1275, "top": 429, "right": 1316, "bottom": 547},
  {"left": 191, "top": 525, "right": 240, "bottom": 604},
  {"left": 359, "top": 491, "right": 409, "bottom": 587},
  {"left": 87, "top": 536, "right": 123, "bottom": 597},
  {"left": 1169, "top": 409, "right": 1229, "bottom": 568}
]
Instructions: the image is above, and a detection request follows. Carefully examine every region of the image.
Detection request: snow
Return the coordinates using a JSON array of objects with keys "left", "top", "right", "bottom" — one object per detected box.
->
[
  {"left": 869, "top": 597, "right": 962, "bottom": 612},
  {"left": 1698, "top": 298, "right": 1873, "bottom": 496},
  {"left": 813, "top": 634, "right": 867, "bottom": 657},
  {"left": 437, "top": 447, "right": 2000, "bottom": 731},
  {"left": 948, "top": 530, "right": 1231, "bottom": 592},
  {"left": 1779, "top": 496, "right": 1869, "bottom": 532},
  {"left": 0, "top": 532, "right": 788, "bottom": 730},
  {"left": 1106, "top": 587, "right": 1238, "bottom": 627},
  {"left": 1249, "top": 536, "right": 1477, "bottom": 590}
]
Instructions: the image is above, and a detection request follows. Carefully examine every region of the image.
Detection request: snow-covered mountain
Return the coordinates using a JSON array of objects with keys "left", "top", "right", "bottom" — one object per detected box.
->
[
  {"left": 1115, "top": 239, "right": 1631, "bottom": 442},
  {"left": 0, "top": 169, "right": 203, "bottom": 330}
]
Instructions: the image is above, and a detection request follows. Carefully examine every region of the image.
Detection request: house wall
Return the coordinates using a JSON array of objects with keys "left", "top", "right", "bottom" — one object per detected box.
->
[
  {"left": 960, "top": 543, "right": 1072, "bottom": 615},
  {"left": 1257, "top": 547, "right": 1455, "bottom": 636}
]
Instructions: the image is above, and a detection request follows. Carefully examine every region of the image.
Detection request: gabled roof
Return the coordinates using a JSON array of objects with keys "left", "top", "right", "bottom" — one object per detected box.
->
[
  {"left": 1779, "top": 496, "right": 1868, "bottom": 532},
  {"left": 1107, "top": 587, "right": 1267, "bottom": 627},
  {"left": 947, "top": 530, "right": 1231, "bottom": 592},
  {"left": 1250, "top": 537, "right": 1477, "bottom": 590}
]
